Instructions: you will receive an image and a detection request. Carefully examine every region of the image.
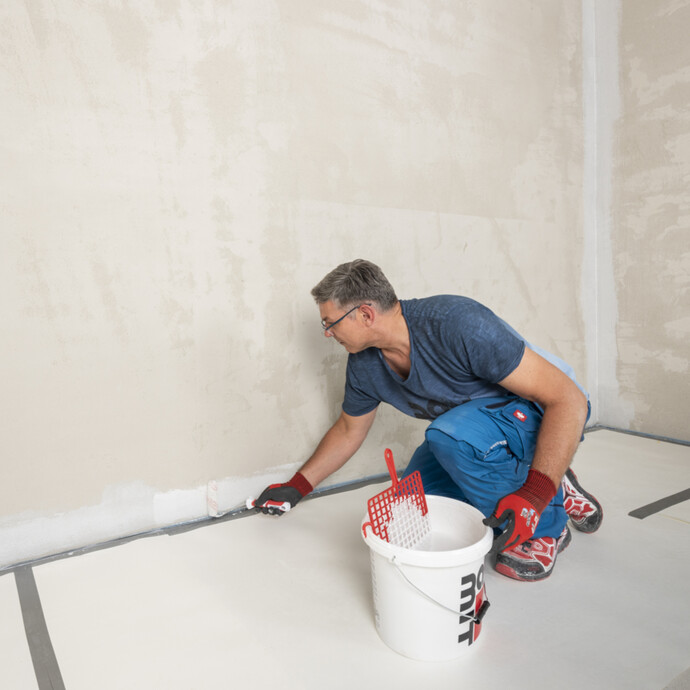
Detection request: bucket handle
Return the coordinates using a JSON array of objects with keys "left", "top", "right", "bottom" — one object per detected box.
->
[{"left": 391, "top": 556, "right": 490, "bottom": 625}]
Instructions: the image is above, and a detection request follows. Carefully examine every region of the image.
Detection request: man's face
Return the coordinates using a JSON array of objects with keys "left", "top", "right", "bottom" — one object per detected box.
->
[{"left": 318, "top": 301, "right": 365, "bottom": 353}]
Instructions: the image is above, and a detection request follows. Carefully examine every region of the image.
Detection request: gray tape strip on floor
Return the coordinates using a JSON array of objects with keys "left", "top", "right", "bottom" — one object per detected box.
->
[
  {"left": 14, "top": 566, "right": 65, "bottom": 690},
  {"left": 628, "top": 488, "right": 690, "bottom": 519}
]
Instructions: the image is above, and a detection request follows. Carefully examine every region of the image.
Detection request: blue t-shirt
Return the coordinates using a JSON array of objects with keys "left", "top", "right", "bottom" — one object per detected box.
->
[{"left": 343, "top": 296, "right": 526, "bottom": 420}]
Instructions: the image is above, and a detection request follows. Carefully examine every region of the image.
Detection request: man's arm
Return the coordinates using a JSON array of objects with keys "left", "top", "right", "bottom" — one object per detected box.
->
[
  {"left": 498, "top": 347, "right": 588, "bottom": 486},
  {"left": 482, "top": 347, "right": 588, "bottom": 551},
  {"left": 253, "top": 408, "right": 377, "bottom": 514},
  {"left": 299, "top": 408, "right": 378, "bottom": 487}
]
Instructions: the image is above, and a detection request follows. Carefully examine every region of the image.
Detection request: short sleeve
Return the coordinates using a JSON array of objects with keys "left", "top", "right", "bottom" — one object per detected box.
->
[
  {"left": 445, "top": 302, "right": 525, "bottom": 383},
  {"left": 342, "top": 357, "right": 381, "bottom": 416}
]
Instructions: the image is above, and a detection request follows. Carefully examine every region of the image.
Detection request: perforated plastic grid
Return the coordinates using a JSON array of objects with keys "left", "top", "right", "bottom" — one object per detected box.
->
[{"left": 366, "top": 470, "right": 429, "bottom": 548}]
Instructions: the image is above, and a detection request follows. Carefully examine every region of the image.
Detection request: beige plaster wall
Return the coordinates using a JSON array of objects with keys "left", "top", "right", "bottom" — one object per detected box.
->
[
  {"left": 611, "top": 0, "right": 690, "bottom": 439},
  {"left": 0, "top": 1, "right": 585, "bottom": 566}
]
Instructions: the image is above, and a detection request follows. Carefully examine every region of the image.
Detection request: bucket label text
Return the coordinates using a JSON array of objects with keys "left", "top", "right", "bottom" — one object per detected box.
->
[{"left": 458, "top": 564, "right": 485, "bottom": 646}]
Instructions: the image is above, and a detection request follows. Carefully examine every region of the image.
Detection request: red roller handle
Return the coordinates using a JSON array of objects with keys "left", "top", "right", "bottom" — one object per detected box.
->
[{"left": 385, "top": 448, "right": 398, "bottom": 487}]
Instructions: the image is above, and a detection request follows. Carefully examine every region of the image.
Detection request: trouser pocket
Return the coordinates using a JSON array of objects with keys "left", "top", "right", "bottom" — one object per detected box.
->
[{"left": 478, "top": 397, "right": 543, "bottom": 462}]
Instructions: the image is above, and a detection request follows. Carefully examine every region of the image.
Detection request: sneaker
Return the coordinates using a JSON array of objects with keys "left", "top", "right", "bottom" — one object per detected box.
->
[
  {"left": 494, "top": 526, "right": 571, "bottom": 582},
  {"left": 562, "top": 468, "right": 603, "bottom": 533}
]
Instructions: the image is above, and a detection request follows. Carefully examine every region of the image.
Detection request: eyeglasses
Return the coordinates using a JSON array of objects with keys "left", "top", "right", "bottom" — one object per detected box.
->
[{"left": 321, "top": 304, "right": 361, "bottom": 332}]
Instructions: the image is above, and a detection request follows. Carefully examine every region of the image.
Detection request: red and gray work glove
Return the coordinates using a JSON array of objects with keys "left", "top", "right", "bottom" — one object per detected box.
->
[
  {"left": 254, "top": 472, "right": 313, "bottom": 516},
  {"left": 483, "top": 469, "right": 557, "bottom": 554}
]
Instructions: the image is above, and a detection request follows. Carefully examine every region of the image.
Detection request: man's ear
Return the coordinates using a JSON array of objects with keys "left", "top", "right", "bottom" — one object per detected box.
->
[{"left": 360, "top": 303, "right": 376, "bottom": 326}]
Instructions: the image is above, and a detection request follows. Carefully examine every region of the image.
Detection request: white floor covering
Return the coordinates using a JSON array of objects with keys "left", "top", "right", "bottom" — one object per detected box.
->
[{"left": 2, "top": 429, "right": 689, "bottom": 690}]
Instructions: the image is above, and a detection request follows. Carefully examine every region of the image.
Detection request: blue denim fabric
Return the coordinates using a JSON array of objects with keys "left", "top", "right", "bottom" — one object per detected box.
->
[{"left": 402, "top": 396, "right": 570, "bottom": 539}]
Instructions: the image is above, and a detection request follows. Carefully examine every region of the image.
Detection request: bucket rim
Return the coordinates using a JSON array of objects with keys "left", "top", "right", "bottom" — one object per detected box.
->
[{"left": 362, "top": 495, "right": 493, "bottom": 568}]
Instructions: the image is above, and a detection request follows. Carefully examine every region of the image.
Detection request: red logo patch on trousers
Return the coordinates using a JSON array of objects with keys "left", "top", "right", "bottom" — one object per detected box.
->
[{"left": 513, "top": 409, "right": 527, "bottom": 422}]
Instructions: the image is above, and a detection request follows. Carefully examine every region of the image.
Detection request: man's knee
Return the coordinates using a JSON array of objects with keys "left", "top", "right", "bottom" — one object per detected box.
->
[{"left": 426, "top": 397, "right": 511, "bottom": 456}]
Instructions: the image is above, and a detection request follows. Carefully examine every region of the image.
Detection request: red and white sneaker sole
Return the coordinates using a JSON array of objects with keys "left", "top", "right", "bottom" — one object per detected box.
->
[
  {"left": 494, "top": 526, "right": 571, "bottom": 582},
  {"left": 562, "top": 468, "right": 603, "bottom": 533}
]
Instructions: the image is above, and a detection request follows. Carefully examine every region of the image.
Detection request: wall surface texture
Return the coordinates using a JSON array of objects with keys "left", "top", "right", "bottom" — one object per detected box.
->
[
  {"left": 611, "top": 0, "right": 690, "bottom": 439},
  {"left": 2, "top": 0, "right": 591, "bottom": 567}
]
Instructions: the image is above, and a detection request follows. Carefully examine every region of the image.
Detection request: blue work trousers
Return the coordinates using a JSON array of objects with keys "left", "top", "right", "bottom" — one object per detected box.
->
[{"left": 401, "top": 396, "right": 568, "bottom": 539}]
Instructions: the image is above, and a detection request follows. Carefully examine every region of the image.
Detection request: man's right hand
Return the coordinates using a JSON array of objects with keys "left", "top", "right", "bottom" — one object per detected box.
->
[{"left": 254, "top": 472, "right": 313, "bottom": 516}]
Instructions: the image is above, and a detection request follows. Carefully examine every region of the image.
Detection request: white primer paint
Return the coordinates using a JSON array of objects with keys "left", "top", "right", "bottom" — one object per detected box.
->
[{"left": 0, "top": 465, "right": 298, "bottom": 571}]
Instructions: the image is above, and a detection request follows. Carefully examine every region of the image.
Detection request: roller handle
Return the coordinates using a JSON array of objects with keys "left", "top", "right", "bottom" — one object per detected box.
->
[{"left": 385, "top": 448, "right": 398, "bottom": 487}]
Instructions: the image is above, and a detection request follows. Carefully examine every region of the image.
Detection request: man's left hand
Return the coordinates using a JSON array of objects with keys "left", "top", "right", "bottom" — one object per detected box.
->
[{"left": 483, "top": 469, "right": 557, "bottom": 554}]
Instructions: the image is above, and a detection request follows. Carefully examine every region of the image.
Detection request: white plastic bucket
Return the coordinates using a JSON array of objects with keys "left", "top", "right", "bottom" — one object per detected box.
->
[{"left": 361, "top": 495, "right": 493, "bottom": 661}]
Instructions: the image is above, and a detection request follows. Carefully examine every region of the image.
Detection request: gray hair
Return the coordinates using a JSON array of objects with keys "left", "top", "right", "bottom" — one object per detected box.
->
[{"left": 311, "top": 259, "right": 398, "bottom": 311}]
